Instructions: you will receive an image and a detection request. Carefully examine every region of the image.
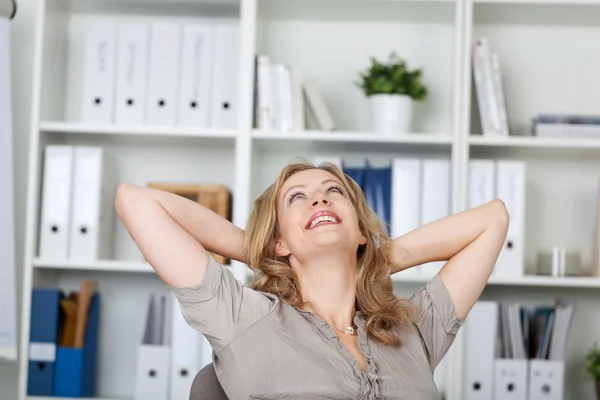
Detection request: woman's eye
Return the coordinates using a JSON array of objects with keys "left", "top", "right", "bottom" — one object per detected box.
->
[
  {"left": 288, "top": 192, "right": 303, "bottom": 203},
  {"left": 328, "top": 186, "right": 343, "bottom": 194}
]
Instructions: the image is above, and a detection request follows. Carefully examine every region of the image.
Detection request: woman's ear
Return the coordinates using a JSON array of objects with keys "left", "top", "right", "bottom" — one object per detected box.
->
[{"left": 274, "top": 238, "right": 291, "bottom": 257}]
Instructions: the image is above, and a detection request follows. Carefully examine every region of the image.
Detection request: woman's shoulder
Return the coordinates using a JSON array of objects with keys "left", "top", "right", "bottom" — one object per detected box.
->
[{"left": 410, "top": 275, "right": 464, "bottom": 334}]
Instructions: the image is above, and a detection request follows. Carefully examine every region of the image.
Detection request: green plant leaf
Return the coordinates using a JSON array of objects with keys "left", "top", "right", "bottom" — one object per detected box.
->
[
  {"left": 586, "top": 342, "right": 600, "bottom": 381},
  {"left": 356, "top": 52, "right": 428, "bottom": 101}
]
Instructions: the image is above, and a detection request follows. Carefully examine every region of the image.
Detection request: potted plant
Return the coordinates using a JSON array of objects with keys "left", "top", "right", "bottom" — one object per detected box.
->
[
  {"left": 586, "top": 342, "right": 600, "bottom": 399},
  {"left": 356, "top": 52, "right": 427, "bottom": 135}
]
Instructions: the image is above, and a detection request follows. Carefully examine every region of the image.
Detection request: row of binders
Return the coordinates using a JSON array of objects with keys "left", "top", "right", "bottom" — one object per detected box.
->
[
  {"left": 463, "top": 299, "right": 577, "bottom": 400},
  {"left": 27, "top": 282, "right": 100, "bottom": 397},
  {"left": 80, "top": 20, "right": 238, "bottom": 128},
  {"left": 134, "top": 293, "right": 212, "bottom": 400},
  {"left": 39, "top": 145, "right": 116, "bottom": 261},
  {"left": 316, "top": 156, "right": 526, "bottom": 279}
]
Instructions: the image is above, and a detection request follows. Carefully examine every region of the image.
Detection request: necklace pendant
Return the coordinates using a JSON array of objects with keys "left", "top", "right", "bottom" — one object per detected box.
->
[{"left": 344, "top": 326, "right": 355, "bottom": 335}]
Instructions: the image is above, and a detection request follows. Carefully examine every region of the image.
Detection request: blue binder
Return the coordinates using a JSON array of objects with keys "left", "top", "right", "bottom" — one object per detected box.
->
[
  {"left": 342, "top": 164, "right": 366, "bottom": 192},
  {"left": 27, "top": 288, "right": 63, "bottom": 396},
  {"left": 364, "top": 163, "right": 392, "bottom": 236},
  {"left": 53, "top": 292, "right": 101, "bottom": 397}
]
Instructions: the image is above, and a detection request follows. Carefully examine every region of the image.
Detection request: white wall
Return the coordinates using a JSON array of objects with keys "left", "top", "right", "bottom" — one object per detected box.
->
[{"left": 0, "top": 1, "right": 37, "bottom": 398}]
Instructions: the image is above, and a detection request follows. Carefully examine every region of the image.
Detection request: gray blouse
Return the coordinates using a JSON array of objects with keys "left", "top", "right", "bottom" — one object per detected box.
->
[{"left": 171, "top": 256, "right": 465, "bottom": 400}]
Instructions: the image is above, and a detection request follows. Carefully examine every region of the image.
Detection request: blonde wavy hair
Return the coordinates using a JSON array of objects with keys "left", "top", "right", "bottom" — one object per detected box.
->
[{"left": 244, "top": 159, "right": 417, "bottom": 346}]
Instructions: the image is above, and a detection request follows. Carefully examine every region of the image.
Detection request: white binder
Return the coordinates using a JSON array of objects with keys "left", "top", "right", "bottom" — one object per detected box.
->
[
  {"left": 81, "top": 22, "right": 117, "bottom": 124},
  {"left": 177, "top": 25, "right": 214, "bottom": 127},
  {"left": 462, "top": 301, "right": 498, "bottom": 400},
  {"left": 146, "top": 23, "right": 182, "bottom": 126},
  {"left": 494, "top": 359, "right": 528, "bottom": 400},
  {"left": 134, "top": 344, "right": 171, "bottom": 400},
  {"left": 420, "top": 158, "right": 451, "bottom": 277},
  {"left": 495, "top": 161, "right": 526, "bottom": 277},
  {"left": 39, "top": 145, "right": 75, "bottom": 260},
  {"left": 68, "top": 146, "right": 116, "bottom": 261},
  {"left": 114, "top": 23, "right": 149, "bottom": 125},
  {"left": 170, "top": 293, "right": 202, "bottom": 400},
  {"left": 210, "top": 24, "right": 239, "bottom": 129},
  {"left": 469, "top": 159, "right": 496, "bottom": 209},
  {"left": 135, "top": 294, "right": 170, "bottom": 400},
  {"left": 390, "top": 158, "right": 421, "bottom": 278},
  {"left": 528, "top": 360, "right": 564, "bottom": 400}
]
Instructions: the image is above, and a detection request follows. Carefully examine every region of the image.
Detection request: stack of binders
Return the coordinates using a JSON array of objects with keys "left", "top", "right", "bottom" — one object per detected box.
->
[
  {"left": 463, "top": 300, "right": 577, "bottom": 400},
  {"left": 38, "top": 145, "right": 116, "bottom": 262},
  {"left": 80, "top": 20, "right": 239, "bottom": 128},
  {"left": 27, "top": 281, "right": 101, "bottom": 397}
]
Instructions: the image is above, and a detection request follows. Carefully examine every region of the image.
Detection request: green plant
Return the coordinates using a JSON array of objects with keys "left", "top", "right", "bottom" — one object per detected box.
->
[
  {"left": 356, "top": 52, "right": 427, "bottom": 101},
  {"left": 586, "top": 342, "right": 600, "bottom": 381}
]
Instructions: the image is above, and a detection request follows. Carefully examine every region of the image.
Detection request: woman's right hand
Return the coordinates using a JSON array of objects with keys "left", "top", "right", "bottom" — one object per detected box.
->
[{"left": 115, "top": 182, "right": 246, "bottom": 288}]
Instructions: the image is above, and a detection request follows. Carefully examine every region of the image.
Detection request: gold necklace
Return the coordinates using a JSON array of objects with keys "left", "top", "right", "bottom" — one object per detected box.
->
[{"left": 329, "top": 321, "right": 357, "bottom": 336}]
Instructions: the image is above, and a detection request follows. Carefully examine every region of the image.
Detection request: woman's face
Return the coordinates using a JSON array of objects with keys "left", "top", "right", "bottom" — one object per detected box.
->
[{"left": 274, "top": 169, "right": 367, "bottom": 258}]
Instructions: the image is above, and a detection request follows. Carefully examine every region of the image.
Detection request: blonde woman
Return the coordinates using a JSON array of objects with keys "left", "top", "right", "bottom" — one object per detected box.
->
[{"left": 116, "top": 160, "right": 509, "bottom": 400}]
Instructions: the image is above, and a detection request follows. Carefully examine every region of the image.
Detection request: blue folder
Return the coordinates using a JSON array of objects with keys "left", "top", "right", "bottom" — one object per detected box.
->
[
  {"left": 364, "top": 164, "right": 392, "bottom": 236},
  {"left": 27, "top": 288, "right": 63, "bottom": 396},
  {"left": 53, "top": 292, "right": 101, "bottom": 397}
]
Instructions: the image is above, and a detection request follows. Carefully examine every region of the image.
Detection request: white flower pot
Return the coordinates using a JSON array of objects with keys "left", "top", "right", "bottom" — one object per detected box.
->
[{"left": 369, "top": 94, "right": 414, "bottom": 135}]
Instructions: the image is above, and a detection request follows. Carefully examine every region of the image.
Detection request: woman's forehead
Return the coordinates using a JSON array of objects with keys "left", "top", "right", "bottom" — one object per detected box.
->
[{"left": 283, "top": 169, "right": 339, "bottom": 188}]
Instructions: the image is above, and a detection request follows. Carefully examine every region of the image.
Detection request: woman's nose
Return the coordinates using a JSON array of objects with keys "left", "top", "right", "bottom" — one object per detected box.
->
[{"left": 311, "top": 197, "right": 330, "bottom": 207}]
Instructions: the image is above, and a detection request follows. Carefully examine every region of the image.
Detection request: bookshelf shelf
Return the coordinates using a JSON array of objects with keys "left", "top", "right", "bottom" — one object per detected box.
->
[
  {"left": 469, "top": 135, "right": 600, "bottom": 150},
  {"left": 253, "top": 130, "right": 453, "bottom": 145},
  {"left": 395, "top": 274, "right": 600, "bottom": 288},
  {"left": 40, "top": 122, "right": 237, "bottom": 144},
  {"left": 33, "top": 259, "right": 155, "bottom": 274},
  {"left": 474, "top": 0, "right": 600, "bottom": 4},
  {"left": 28, "top": 397, "right": 130, "bottom": 400}
]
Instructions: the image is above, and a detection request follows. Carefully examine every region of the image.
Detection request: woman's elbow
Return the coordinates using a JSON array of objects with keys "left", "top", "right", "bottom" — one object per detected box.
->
[
  {"left": 491, "top": 198, "right": 510, "bottom": 232},
  {"left": 115, "top": 182, "right": 139, "bottom": 220}
]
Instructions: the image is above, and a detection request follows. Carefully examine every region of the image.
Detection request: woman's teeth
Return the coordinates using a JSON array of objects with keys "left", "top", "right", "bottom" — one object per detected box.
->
[{"left": 309, "top": 215, "right": 337, "bottom": 228}]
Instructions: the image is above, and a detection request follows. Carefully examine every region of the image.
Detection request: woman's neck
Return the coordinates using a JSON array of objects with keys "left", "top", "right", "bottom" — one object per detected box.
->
[{"left": 292, "top": 252, "right": 357, "bottom": 329}]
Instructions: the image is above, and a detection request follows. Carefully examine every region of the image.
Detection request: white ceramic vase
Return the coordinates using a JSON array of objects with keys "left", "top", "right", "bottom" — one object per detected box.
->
[{"left": 369, "top": 94, "right": 413, "bottom": 135}]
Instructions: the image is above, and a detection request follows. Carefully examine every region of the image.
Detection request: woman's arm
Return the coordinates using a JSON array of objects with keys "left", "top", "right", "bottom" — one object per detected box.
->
[
  {"left": 115, "top": 183, "right": 246, "bottom": 288},
  {"left": 390, "top": 199, "right": 509, "bottom": 318}
]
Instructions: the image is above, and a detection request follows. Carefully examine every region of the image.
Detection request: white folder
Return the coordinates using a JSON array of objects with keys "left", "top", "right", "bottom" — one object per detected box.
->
[
  {"left": 81, "top": 22, "right": 117, "bottom": 124},
  {"left": 462, "top": 301, "right": 498, "bottom": 400},
  {"left": 134, "top": 344, "right": 171, "bottom": 400},
  {"left": 68, "top": 146, "right": 116, "bottom": 261},
  {"left": 39, "top": 146, "right": 75, "bottom": 260},
  {"left": 114, "top": 23, "right": 149, "bottom": 125},
  {"left": 420, "top": 158, "right": 450, "bottom": 277},
  {"left": 210, "top": 24, "right": 239, "bottom": 129},
  {"left": 146, "top": 23, "right": 182, "bottom": 126},
  {"left": 494, "top": 359, "right": 528, "bottom": 400},
  {"left": 528, "top": 360, "right": 564, "bottom": 400},
  {"left": 390, "top": 158, "right": 421, "bottom": 278},
  {"left": 495, "top": 161, "right": 526, "bottom": 277},
  {"left": 469, "top": 159, "right": 496, "bottom": 209},
  {"left": 170, "top": 293, "right": 202, "bottom": 400},
  {"left": 177, "top": 25, "right": 214, "bottom": 127}
]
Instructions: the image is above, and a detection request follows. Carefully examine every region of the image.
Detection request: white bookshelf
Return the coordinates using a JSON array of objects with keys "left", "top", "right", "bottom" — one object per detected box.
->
[{"left": 16, "top": 0, "right": 600, "bottom": 400}]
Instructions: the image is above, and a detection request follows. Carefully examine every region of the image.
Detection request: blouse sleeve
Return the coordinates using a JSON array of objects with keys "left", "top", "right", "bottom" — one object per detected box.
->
[
  {"left": 410, "top": 274, "right": 465, "bottom": 371},
  {"left": 169, "top": 256, "right": 275, "bottom": 354}
]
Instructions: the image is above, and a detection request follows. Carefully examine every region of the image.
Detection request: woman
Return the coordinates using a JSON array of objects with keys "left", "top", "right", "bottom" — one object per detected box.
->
[{"left": 115, "top": 160, "right": 509, "bottom": 400}]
